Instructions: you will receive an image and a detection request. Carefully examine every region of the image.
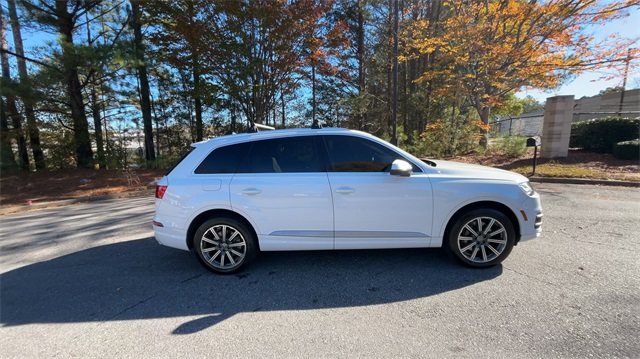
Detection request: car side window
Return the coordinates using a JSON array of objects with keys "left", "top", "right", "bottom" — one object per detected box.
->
[
  {"left": 237, "top": 136, "right": 322, "bottom": 173},
  {"left": 194, "top": 142, "right": 251, "bottom": 174},
  {"left": 323, "top": 135, "right": 421, "bottom": 172}
]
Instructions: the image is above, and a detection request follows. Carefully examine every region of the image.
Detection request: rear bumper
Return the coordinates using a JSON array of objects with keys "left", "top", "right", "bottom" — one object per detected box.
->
[{"left": 153, "top": 218, "right": 189, "bottom": 251}]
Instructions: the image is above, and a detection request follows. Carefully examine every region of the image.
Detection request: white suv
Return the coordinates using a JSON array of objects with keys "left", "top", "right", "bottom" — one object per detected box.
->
[{"left": 153, "top": 128, "right": 542, "bottom": 274}]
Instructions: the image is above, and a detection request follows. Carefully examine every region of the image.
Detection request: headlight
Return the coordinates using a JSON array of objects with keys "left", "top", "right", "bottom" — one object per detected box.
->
[{"left": 519, "top": 181, "right": 536, "bottom": 196}]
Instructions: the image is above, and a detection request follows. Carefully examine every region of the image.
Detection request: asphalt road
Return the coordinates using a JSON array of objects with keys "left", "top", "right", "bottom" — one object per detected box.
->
[{"left": 0, "top": 183, "right": 638, "bottom": 358}]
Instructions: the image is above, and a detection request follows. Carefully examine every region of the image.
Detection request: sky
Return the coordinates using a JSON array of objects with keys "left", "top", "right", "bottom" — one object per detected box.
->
[{"left": 516, "top": 7, "right": 640, "bottom": 102}]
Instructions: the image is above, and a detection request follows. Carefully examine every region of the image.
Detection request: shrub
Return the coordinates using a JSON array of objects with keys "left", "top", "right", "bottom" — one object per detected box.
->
[
  {"left": 491, "top": 135, "right": 527, "bottom": 157},
  {"left": 613, "top": 139, "right": 640, "bottom": 160},
  {"left": 417, "top": 117, "right": 489, "bottom": 157},
  {"left": 570, "top": 117, "right": 639, "bottom": 153}
]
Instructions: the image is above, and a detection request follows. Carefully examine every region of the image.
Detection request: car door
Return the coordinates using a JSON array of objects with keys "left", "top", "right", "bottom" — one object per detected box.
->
[
  {"left": 229, "top": 135, "right": 334, "bottom": 251},
  {"left": 322, "top": 134, "right": 433, "bottom": 249}
]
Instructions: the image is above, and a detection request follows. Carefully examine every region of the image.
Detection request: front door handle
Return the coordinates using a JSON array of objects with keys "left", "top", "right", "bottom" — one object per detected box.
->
[
  {"left": 335, "top": 187, "right": 355, "bottom": 195},
  {"left": 241, "top": 188, "right": 262, "bottom": 195}
]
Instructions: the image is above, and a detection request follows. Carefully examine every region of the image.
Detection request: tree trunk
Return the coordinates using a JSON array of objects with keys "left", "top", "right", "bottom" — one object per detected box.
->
[
  {"left": 478, "top": 105, "right": 490, "bottom": 148},
  {"left": 356, "top": 0, "right": 366, "bottom": 130},
  {"left": 85, "top": 13, "right": 105, "bottom": 169},
  {"left": 7, "top": 0, "right": 45, "bottom": 169},
  {"left": 0, "top": 98, "right": 18, "bottom": 172},
  {"left": 56, "top": 2, "right": 93, "bottom": 168},
  {"left": 90, "top": 83, "right": 106, "bottom": 168},
  {"left": 0, "top": 10, "right": 29, "bottom": 170},
  {"left": 131, "top": 0, "right": 156, "bottom": 162},
  {"left": 193, "top": 58, "right": 203, "bottom": 141}
]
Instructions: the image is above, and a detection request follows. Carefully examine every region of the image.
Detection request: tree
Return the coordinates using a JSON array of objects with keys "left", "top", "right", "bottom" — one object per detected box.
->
[
  {"left": 201, "top": 0, "right": 329, "bottom": 126},
  {"left": 130, "top": 0, "right": 155, "bottom": 161},
  {"left": 7, "top": 0, "right": 45, "bottom": 169},
  {"left": 19, "top": 0, "right": 100, "bottom": 168},
  {"left": 405, "top": 0, "right": 639, "bottom": 147},
  {"left": 0, "top": 98, "right": 18, "bottom": 172},
  {"left": 0, "top": 8, "right": 29, "bottom": 169},
  {"left": 598, "top": 86, "right": 625, "bottom": 95}
]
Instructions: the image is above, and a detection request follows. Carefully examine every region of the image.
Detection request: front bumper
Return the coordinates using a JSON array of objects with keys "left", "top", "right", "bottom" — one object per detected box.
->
[{"left": 519, "top": 194, "right": 543, "bottom": 242}]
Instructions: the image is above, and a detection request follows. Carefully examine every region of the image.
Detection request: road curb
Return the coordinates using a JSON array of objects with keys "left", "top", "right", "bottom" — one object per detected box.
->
[
  {"left": 0, "top": 190, "right": 153, "bottom": 215},
  {"left": 529, "top": 177, "right": 640, "bottom": 187}
]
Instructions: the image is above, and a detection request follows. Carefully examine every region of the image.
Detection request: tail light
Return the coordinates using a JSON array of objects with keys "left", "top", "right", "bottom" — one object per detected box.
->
[{"left": 155, "top": 185, "right": 168, "bottom": 199}]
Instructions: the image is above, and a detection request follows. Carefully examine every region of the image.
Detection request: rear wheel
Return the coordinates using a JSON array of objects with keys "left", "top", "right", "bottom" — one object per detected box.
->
[
  {"left": 193, "top": 217, "right": 257, "bottom": 274},
  {"left": 447, "top": 208, "right": 515, "bottom": 267}
]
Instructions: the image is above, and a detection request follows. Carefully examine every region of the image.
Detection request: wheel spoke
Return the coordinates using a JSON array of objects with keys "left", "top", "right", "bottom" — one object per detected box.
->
[
  {"left": 482, "top": 219, "right": 496, "bottom": 235},
  {"left": 228, "top": 231, "right": 240, "bottom": 242},
  {"left": 469, "top": 247, "right": 479, "bottom": 261},
  {"left": 207, "top": 228, "right": 221, "bottom": 240},
  {"left": 489, "top": 228, "right": 505, "bottom": 237},
  {"left": 463, "top": 224, "right": 479, "bottom": 237},
  {"left": 226, "top": 252, "right": 236, "bottom": 265},
  {"left": 486, "top": 244, "right": 501, "bottom": 256},
  {"left": 487, "top": 238, "right": 507, "bottom": 245},
  {"left": 202, "top": 246, "right": 219, "bottom": 253},
  {"left": 202, "top": 237, "right": 218, "bottom": 245},
  {"left": 228, "top": 242, "right": 245, "bottom": 248},
  {"left": 220, "top": 252, "right": 226, "bottom": 267},
  {"left": 229, "top": 249, "right": 244, "bottom": 257},
  {"left": 476, "top": 218, "right": 483, "bottom": 234},
  {"left": 481, "top": 246, "right": 488, "bottom": 262},
  {"left": 461, "top": 242, "right": 476, "bottom": 252},
  {"left": 459, "top": 236, "right": 474, "bottom": 242},
  {"left": 207, "top": 250, "right": 221, "bottom": 264}
]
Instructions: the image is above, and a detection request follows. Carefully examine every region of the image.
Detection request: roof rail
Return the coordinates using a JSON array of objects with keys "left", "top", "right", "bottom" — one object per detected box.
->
[{"left": 248, "top": 122, "right": 275, "bottom": 133}]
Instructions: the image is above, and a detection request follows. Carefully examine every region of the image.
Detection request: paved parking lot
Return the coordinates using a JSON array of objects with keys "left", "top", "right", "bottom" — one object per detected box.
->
[{"left": 1, "top": 183, "right": 638, "bottom": 358}]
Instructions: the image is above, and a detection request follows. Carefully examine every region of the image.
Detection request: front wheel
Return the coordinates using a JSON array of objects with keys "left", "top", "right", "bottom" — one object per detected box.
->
[
  {"left": 447, "top": 208, "right": 515, "bottom": 268},
  {"left": 193, "top": 217, "right": 257, "bottom": 274}
]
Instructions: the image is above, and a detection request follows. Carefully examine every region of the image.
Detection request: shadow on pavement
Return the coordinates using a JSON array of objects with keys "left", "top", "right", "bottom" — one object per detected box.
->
[{"left": 1, "top": 237, "right": 502, "bottom": 333}]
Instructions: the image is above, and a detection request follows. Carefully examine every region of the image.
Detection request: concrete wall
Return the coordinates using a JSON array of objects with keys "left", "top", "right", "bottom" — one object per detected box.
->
[
  {"left": 540, "top": 96, "right": 574, "bottom": 158},
  {"left": 573, "top": 89, "right": 640, "bottom": 122},
  {"left": 495, "top": 88, "right": 640, "bottom": 138}
]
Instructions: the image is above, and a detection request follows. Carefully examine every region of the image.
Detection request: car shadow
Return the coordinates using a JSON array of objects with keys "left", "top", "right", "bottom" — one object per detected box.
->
[{"left": 1, "top": 237, "right": 502, "bottom": 333}]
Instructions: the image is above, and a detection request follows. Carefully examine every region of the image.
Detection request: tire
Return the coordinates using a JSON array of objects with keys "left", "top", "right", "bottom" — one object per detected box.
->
[
  {"left": 447, "top": 208, "right": 515, "bottom": 268},
  {"left": 193, "top": 217, "right": 257, "bottom": 274}
]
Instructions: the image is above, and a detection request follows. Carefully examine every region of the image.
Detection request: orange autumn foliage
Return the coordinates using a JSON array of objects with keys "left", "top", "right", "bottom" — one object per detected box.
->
[{"left": 402, "top": 0, "right": 639, "bottom": 127}]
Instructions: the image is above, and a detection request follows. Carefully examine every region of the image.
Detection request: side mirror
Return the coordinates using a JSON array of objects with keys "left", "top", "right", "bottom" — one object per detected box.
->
[{"left": 390, "top": 159, "right": 412, "bottom": 177}]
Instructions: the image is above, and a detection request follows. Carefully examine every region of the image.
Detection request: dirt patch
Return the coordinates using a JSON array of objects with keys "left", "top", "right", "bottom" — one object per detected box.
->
[{"left": 0, "top": 169, "right": 166, "bottom": 207}]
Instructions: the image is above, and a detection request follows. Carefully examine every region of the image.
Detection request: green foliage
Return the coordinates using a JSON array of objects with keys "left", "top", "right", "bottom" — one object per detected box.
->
[
  {"left": 143, "top": 153, "right": 184, "bottom": 170},
  {"left": 570, "top": 117, "right": 640, "bottom": 153},
  {"left": 598, "top": 86, "right": 624, "bottom": 96},
  {"left": 613, "top": 139, "right": 640, "bottom": 160},
  {"left": 490, "top": 136, "right": 527, "bottom": 157},
  {"left": 414, "top": 117, "right": 487, "bottom": 157},
  {"left": 39, "top": 130, "right": 76, "bottom": 170},
  {"left": 490, "top": 92, "right": 524, "bottom": 120}
]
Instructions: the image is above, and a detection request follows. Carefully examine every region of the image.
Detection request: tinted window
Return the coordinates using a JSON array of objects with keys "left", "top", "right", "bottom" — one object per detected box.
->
[
  {"left": 194, "top": 142, "right": 251, "bottom": 174},
  {"left": 323, "top": 135, "right": 420, "bottom": 172},
  {"left": 238, "top": 136, "right": 321, "bottom": 173}
]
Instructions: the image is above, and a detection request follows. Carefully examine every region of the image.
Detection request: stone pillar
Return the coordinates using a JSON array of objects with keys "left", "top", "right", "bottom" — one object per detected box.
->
[{"left": 541, "top": 95, "right": 575, "bottom": 158}]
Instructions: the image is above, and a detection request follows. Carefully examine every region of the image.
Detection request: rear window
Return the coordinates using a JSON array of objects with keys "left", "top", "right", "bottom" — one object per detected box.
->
[{"left": 194, "top": 142, "right": 252, "bottom": 174}]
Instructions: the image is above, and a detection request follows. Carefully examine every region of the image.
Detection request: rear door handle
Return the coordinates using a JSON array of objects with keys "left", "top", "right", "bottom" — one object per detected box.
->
[
  {"left": 241, "top": 188, "right": 262, "bottom": 195},
  {"left": 335, "top": 187, "right": 355, "bottom": 194}
]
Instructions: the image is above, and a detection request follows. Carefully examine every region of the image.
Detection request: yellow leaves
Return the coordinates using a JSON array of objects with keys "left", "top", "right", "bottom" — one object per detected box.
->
[{"left": 400, "top": 0, "right": 636, "bottom": 103}]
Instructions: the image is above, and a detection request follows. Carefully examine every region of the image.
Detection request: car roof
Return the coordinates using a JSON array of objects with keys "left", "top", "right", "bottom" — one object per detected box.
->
[{"left": 192, "top": 127, "right": 371, "bottom": 148}]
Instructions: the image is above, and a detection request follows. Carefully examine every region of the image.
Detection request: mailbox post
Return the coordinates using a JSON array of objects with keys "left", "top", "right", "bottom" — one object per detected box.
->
[{"left": 526, "top": 137, "right": 540, "bottom": 175}]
